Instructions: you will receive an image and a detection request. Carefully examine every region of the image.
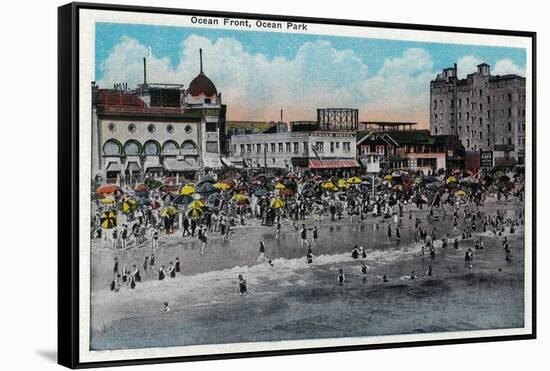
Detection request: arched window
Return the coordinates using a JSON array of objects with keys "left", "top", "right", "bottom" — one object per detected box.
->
[
  {"left": 181, "top": 140, "right": 197, "bottom": 150},
  {"left": 103, "top": 139, "right": 122, "bottom": 156},
  {"left": 162, "top": 140, "right": 179, "bottom": 153},
  {"left": 143, "top": 140, "right": 160, "bottom": 156},
  {"left": 124, "top": 140, "right": 141, "bottom": 156}
]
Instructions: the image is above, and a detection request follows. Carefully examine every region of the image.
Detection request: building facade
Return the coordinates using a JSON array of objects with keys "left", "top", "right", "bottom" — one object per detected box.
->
[
  {"left": 430, "top": 63, "right": 526, "bottom": 165},
  {"left": 91, "top": 50, "right": 226, "bottom": 183},
  {"left": 229, "top": 130, "right": 357, "bottom": 172}
]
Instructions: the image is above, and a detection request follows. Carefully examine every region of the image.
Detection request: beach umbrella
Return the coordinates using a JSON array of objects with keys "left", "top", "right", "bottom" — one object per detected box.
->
[
  {"left": 347, "top": 176, "right": 362, "bottom": 184},
  {"left": 275, "top": 183, "right": 286, "bottom": 190},
  {"left": 213, "top": 182, "right": 231, "bottom": 191},
  {"left": 100, "top": 211, "right": 117, "bottom": 229},
  {"left": 196, "top": 182, "right": 217, "bottom": 194},
  {"left": 271, "top": 197, "right": 285, "bottom": 209},
  {"left": 196, "top": 176, "right": 216, "bottom": 185},
  {"left": 321, "top": 181, "right": 336, "bottom": 190},
  {"left": 286, "top": 172, "right": 297, "bottom": 179},
  {"left": 455, "top": 190, "right": 466, "bottom": 197},
  {"left": 337, "top": 179, "right": 350, "bottom": 189},
  {"left": 135, "top": 183, "right": 150, "bottom": 193},
  {"left": 384, "top": 175, "right": 393, "bottom": 181},
  {"left": 180, "top": 184, "right": 196, "bottom": 196},
  {"left": 98, "top": 197, "right": 116, "bottom": 204},
  {"left": 144, "top": 178, "right": 163, "bottom": 189},
  {"left": 187, "top": 207, "right": 204, "bottom": 219},
  {"left": 188, "top": 200, "right": 205, "bottom": 209},
  {"left": 121, "top": 199, "right": 137, "bottom": 213},
  {"left": 446, "top": 176, "right": 458, "bottom": 184},
  {"left": 96, "top": 184, "right": 121, "bottom": 195},
  {"left": 160, "top": 206, "right": 178, "bottom": 217},
  {"left": 173, "top": 194, "right": 192, "bottom": 207},
  {"left": 158, "top": 184, "right": 178, "bottom": 193},
  {"left": 232, "top": 193, "right": 249, "bottom": 203}
]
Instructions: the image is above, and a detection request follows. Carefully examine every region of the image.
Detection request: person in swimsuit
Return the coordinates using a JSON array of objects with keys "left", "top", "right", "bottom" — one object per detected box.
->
[
  {"left": 306, "top": 247, "right": 313, "bottom": 264},
  {"left": 175, "top": 257, "right": 181, "bottom": 273},
  {"left": 337, "top": 268, "right": 346, "bottom": 286},
  {"left": 237, "top": 274, "right": 247, "bottom": 295}
]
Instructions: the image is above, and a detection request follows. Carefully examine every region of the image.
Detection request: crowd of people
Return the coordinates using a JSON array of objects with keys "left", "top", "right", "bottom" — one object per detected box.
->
[{"left": 93, "top": 168, "right": 524, "bottom": 297}]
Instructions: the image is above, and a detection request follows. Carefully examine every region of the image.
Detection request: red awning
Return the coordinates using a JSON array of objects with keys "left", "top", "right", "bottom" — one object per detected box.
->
[{"left": 308, "top": 159, "right": 360, "bottom": 169}]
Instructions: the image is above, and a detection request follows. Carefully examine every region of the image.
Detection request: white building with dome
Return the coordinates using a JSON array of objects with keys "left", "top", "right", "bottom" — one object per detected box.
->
[{"left": 91, "top": 49, "right": 227, "bottom": 184}]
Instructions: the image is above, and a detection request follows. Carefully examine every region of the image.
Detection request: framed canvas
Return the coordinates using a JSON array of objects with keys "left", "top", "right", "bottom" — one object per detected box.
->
[{"left": 58, "top": 2, "right": 536, "bottom": 368}]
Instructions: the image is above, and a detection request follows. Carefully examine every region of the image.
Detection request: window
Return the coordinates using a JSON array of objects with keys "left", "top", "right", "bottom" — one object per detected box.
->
[
  {"left": 466, "top": 97, "right": 470, "bottom": 105},
  {"left": 479, "top": 132, "right": 483, "bottom": 140},
  {"left": 147, "top": 124, "right": 156, "bottom": 133},
  {"left": 285, "top": 143, "right": 291, "bottom": 152},
  {"left": 466, "top": 112, "right": 470, "bottom": 121},
  {"left": 376, "top": 145, "right": 385, "bottom": 155},
  {"left": 466, "top": 139, "right": 470, "bottom": 148},
  {"left": 487, "top": 111, "right": 491, "bottom": 119},
  {"left": 293, "top": 142, "right": 299, "bottom": 153},
  {"left": 335, "top": 142, "right": 340, "bottom": 149},
  {"left": 434, "top": 113, "right": 438, "bottom": 120},
  {"left": 487, "top": 96, "right": 491, "bottom": 103},
  {"left": 458, "top": 112, "right": 462, "bottom": 120},
  {"left": 315, "top": 142, "right": 324, "bottom": 152},
  {"left": 240, "top": 144, "right": 245, "bottom": 154},
  {"left": 232, "top": 145, "right": 237, "bottom": 154},
  {"left": 166, "top": 124, "right": 174, "bottom": 134},
  {"left": 330, "top": 142, "right": 335, "bottom": 153},
  {"left": 108, "top": 122, "right": 116, "bottom": 133},
  {"left": 124, "top": 141, "right": 140, "bottom": 155},
  {"left": 256, "top": 144, "right": 262, "bottom": 153},
  {"left": 128, "top": 123, "right": 136, "bottom": 133},
  {"left": 508, "top": 109, "right": 512, "bottom": 117},
  {"left": 246, "top": 144, "right": 252, "bottom": 153},
  {"left": 163, "top": 140, "right": 178, "bottom": 153},
  {"left": 479, "top": 103, "right": 483, "bottom": 111},
  {"left": 205, "top": 122, "right": 217, "bottom": 132},
  {"left": 206, "top": 141, "right": 218, "bottom": 153},
  {"left": 487, "top": 139, "right": 491, "bottom": 147},
  {"left": 458, "top": 98, "right": 462, "bottom": 107},
  {"left": 143, "top": 140, "right": 160, "bottom": 155},
  {"left": 508, "top": 93, "right": 512, "bottom": 102},
  {"left": 479, "top": 89, "right": 482, "bottom": 97},
  {"left": 204, "top": 98, "right": 211, "bottom": 104},
  {"left": 433, "top": 100, "right": 437, "bottom": 110},
  {"left": 508, "top": 137, "right": 512, "bottom": 145},
  {"left": 434, "top": 127, "right": 438, "bottom": 134},
  {"left": 184, "top": 125, "right": 192, "bottom": 134},
  {"left": 103, "top": 139, "right": 121, "bottom": 156},
  {"left": 271, "top": 143, "right": 276, "bottom": 153},
  {"left": 479, "top": 117, "right": 483, "bottom": 126},
  {"left": 458, "top": 126, "right": 462, "bottom": 133},
  {"left": 343, "top": 142, "right": 351, "bottom": 152},
  {"left": 508, "top": 122, "right": 512, "bottom": 132},
  {"left": 278, "top": 143, "right": 283, "bottom": 152}
]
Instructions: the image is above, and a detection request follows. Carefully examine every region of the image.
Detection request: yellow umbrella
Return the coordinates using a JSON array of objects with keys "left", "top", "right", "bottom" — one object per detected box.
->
[
  {"left": 337, "top": 179, "right": 349, "bottom": 188},
  {"left": 121, "top": 199, "right": 137, "bottom": 213},
  {"left": 232, "top": 193, "right": 249, "bottom": 202},
  {"left": 213, "top": 182, "right": 231, "bottom": 191},
  {"left": 100, "top": 211, "right": 117, "bottom": 229},
  {"left": 187, "top": 207, "right": 204, "bottom": 219},
  {"left": 384, "top": 175, "right": 393, "bottom": 181},
  {"left": 275, "top": 183, "right": 286, "bottom": 190},
  {"left": 347, "top": 176, "right": 362, "bottom": 184},
  {"left": 160, "top": 206, "right": 178, "bottom": 217},
  {"left": 180, "top": 184, "right": 196, "bottom": 196},
  {"left": 99, "top": 197, "right": 115, "bottom": 204},
  {"left": 447, "top": 176, "right": 458, "bottom": 184},
  {"left": 188, "top": 200, "right": 205, "bottom": 209},
  {"left": 321, "top": 181, "right": 336, "bottom": 189},
  {"left": 270, "top": 198, "right": 285, "bottom": 209},
  {"left": 455, "top": 190, "right": 466, "bottom": 196}
]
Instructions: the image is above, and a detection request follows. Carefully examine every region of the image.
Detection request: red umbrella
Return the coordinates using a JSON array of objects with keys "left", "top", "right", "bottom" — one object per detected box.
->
[
  {"left": 135, "top": 183, "right": 151, "bottom": 192},
  {"left": 96, "top": 184, "right": 121, "bottom": 195},
  {"left": 280, "top": 188, "right": 294, "bottom": 197}
]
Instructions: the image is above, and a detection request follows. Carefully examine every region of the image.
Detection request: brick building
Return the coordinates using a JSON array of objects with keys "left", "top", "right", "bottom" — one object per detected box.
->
[{"left": 430, "top": 63, "right": 526, "bottom": 165}]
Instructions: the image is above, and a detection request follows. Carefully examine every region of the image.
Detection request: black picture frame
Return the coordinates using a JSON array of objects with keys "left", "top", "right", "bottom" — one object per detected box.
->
[{"left": 58, "top": 2, "right": 537, "bottom": 368}]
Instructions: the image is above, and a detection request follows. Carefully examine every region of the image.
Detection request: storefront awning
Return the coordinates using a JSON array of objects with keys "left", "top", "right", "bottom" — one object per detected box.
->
[
  {"left": 125, "top": 161, "right": 141, "bottom": 172},
  {"left": 164, "top": 157, "right": 199, "bottom": 172},
  {"left": 308, "top": 159, "right": 360, "bottom": 169},
  {"left": 105, "top": 161, "right": 121, "bottom": 172}
]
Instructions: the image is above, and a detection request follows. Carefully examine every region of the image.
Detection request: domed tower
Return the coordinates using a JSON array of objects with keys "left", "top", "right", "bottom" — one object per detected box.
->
[
  {"left": 184, "top": 49, "right": 227, "bottom": 168},
  {"left": 184, "top": 49, "right": 222, "bottom": 107}
]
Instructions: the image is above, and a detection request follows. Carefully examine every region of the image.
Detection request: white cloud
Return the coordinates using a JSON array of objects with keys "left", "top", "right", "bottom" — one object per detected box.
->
[
  {"left": 97, "top": 35, "right": 445, "bottom": 125},
  {"left": 493, "top": 58, "right": 525, "bottom": 76},
  {"left": 456, "top": 55, "right": 483, "bottom": 78}
]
